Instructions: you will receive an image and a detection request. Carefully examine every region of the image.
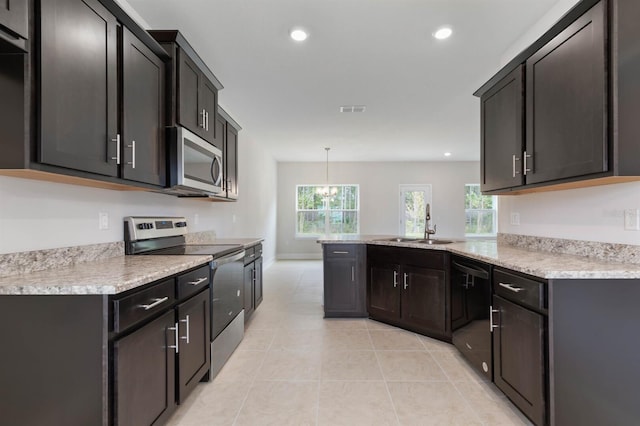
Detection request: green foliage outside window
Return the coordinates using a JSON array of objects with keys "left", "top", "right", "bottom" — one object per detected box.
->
[
  {"left": 465, "top": 184, "right": 497, "bottom": 235},
  {"left": 296, "top": 185, "right": 359, "bottom": 236}
]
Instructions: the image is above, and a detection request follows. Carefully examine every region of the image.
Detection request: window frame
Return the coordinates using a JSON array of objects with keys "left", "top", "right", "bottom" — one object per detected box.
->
[
  {"left": 398, "top": 184, "right": 433, "bottom": 237},
  {"left": 295, "top": 184, "right": 360, "bottom": 238},
  {"left": 464, "top": 183, "right": 498, "bottom": 237}
]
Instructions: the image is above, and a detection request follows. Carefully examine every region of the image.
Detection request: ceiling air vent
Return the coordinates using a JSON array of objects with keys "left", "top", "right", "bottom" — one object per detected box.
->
[{"left": 339, "top": 105, "right": 366, "bottom": 113}]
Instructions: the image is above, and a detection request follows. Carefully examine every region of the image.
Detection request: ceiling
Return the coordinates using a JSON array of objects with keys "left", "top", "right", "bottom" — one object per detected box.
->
[{"left": 126, "top": 0, "right": 561, "bottom": 162}]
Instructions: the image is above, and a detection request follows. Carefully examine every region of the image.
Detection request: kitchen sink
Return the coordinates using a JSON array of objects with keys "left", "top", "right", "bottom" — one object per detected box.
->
[{"left": 375, "top": 237, "right": 453, "bottom": 245}]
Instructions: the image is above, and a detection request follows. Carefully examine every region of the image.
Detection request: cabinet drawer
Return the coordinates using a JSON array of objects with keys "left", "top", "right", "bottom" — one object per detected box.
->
[
  {"left": 324, "top": 244, "right": 358, "bottom": 259},
  {"left": 177, "top": 264, "right": 210, "bottom": 299},
  {"left": 113, "top": 279, "right": 176, "bottom": 333},
  {"left": 254, "top": 243, "right": 263, "bottom": 258},
  {"left": 494, "top": 269, "right": 546, "bottom": 312},
  {"left": 244, "top": 246, "right": 256, "bottom": 265}
]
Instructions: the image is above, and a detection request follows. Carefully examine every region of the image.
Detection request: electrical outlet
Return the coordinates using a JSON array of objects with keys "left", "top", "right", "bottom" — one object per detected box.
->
[
  {"left": 624, "top": 209, "right": 640, "bottom": 231},
  {"left": 232, "top": 214, "right": 237, "bottom": 224},
  {"left": 510, "top": 212, "right": 520, "bottom": 226},
  {"left": 194, "top": 214, "right": 199, "bottom": 225},
  {"left": 98, "top": 212, "right": 109, "bottom": 230}
]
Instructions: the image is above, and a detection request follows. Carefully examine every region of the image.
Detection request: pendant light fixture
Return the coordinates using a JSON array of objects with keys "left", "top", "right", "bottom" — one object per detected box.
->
[{"left": 317, "top": 147, "right": 338, "bottom": 199}]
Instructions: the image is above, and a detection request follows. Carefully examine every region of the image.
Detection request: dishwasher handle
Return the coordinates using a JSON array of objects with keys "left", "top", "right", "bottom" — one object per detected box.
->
[{"left": 451, "top": 261, "right": 489, "bottom": 280}]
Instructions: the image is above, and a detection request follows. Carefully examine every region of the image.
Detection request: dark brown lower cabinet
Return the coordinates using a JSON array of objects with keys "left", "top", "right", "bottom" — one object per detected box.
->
[
  {"left": 254, "top": 256, "right": 263, "bottom": 308},
  {"left": 243, "top": 262, "right": 255, "bottom": 319},
  {"left": 367, "top": 246, "right": 450, "bottom": 339},
  {"left": 176, "top": 289, "right": 211, "bottom": 404},
  {"left": 114, "top": 310, "right": 176, "bottom": 426},
  {"left": 323, "top": 244, "right": 367, "bottom": 317},
  {"left": 243, "top": 244, "right": 263, "bottom": 321}
]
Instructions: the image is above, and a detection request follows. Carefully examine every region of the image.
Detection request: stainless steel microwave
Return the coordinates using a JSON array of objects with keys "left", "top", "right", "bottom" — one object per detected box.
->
[{"left": 165, "top": 126, "right": 222, "bottom": 196}]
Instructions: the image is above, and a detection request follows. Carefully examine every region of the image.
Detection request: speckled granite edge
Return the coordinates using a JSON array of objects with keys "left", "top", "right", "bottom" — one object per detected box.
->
[
  {"left": 498, "top": 233, "right": 640, "bottom": 265},
  {"left": 185, "top": 230, "right": 217, "bottom": 244},
  {"left": 0, "top": 242, "right": 124, "bottom": 277}
]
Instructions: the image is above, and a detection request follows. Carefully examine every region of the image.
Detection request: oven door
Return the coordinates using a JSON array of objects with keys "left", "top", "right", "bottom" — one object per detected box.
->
[{"left": 167, "top": 126, "right": 222, "bottom": 196}]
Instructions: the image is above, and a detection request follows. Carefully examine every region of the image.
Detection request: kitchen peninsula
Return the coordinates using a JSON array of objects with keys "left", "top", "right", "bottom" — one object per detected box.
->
[{"left": 320, "top": 235, "right": 640, "bottom": 425}]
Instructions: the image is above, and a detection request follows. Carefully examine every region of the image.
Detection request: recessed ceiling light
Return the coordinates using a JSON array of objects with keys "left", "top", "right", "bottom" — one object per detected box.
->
[
  {"left": 433, "top": 27, "right": 452, "bottom": 40},
  {"left": 290, "top": 28, "right": 308, "bottom": 42},
  {"left": 444, "top": 152, "right": 452, "bottom": 157}
]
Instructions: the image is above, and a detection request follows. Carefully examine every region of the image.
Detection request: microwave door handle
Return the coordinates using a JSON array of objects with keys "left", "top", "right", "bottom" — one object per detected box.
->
[{"left": 211, "top": 156, "right": 222, "bottom": 187}]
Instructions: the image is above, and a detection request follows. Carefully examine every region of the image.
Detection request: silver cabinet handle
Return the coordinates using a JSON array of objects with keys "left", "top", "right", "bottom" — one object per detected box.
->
[
  {"left": 139, "top": 296, "right": 169, "bottom": 310},
  {"left": 512, "top": 154, "right": 520, "bottom": 177},
  {"left": 127, "top": 140, "right": 136, "bottom": 169},
  {"left": 524, "top": 151, "right": 532, "bottom": 175},
  {"left": 111, "top": 134, "right": 120, "bottom": 164},
  {"left": 201, "top": 109, "right": 206, "bottom": 128},
  {"left": 332, "top": 251, "right": 349, "bottom": 254},
  {"left": 188, "top": 277, "right": 208, "bottom": 286},
  {"left": 250, "top": 253, "right": 255, "bottom": 258},
  {"left": 490, "top": 306, "right": 499, "bottom": 332},
  {"left": 252, "top": 268, "right": 256, "bottom": 283},
  {"left": 168, "top": 322, "right": 179, "bottom": 353},
  {"left": 499, "top": 282, "right": 524, "bottom": 293},
  {"left": 205, "top": 111, "right": 209, "bottom": 131},
  {"left": 403, "top": 273, "right": 408, "bottom": 290},
  {"left": 351, "top": 266, "right": 355, "bottom": 282},
  {"left": 393, "top": 271, "right": 398, "bottom": 288},
  {"left": 180, "top": 315, "right": 190, "bottom": 344}
]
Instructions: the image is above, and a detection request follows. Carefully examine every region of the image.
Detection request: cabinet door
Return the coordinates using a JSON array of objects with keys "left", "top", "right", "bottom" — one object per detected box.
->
[
  {"left": 368, "top": 262, "right": 400, "bottom": 322},
  {"left": 176, "top": 290, "right": 211, "bottom": 404},
  {"left": 114, "top": 310, "right": 176, "bottom": 426},
  {"left": 254, "top": 256, "right": 263, "bottom": 309},
  {"left": 213, "top": 113, "right": 226, "bottom": 156},
  {"left": 324, "top": 257, "right": 358, "bottom": 315},
  {"left": 0, "top": 0, "right": 28, "bottom": 39},
  {"left": 525, "top": 1, "right": 606, "bottom": 185},
  {"left": 225, "top": 124, "right": 239, "bottom": 199},
  {"left": 481, "top": 66, "right": 524, "bottom": 192},
  {"left": 401, "top": 265, "right": 448, "bottom": 337},
  {"left": 243, "top": 263, "right": 254, "bottom": 319},
  {"left": 40, "top": 0, "right": 118, "bottom": 177},
  {"left": 177, "top": 50, "right": 202, "bottom": 136},
  {"left": 493, "top": 295, "right": 546, "bottom": 426},
  {"left": 122, "top": 27, "right": 166, "bottom": 186},
  {"left": 200, "top": 77, "right": 217, "bottom": 144}
]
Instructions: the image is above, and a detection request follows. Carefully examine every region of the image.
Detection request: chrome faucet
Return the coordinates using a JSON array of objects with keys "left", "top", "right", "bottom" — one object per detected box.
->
[{"left": 424, "top": 203, "right": 436, "bottom": 240}]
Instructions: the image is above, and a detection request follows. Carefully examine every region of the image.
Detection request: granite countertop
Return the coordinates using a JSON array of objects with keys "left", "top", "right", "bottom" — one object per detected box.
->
[
  {"left": 0, "top": 255, "right": 213, "bottom": 295},
  {"left": 318, "top": 235, "right": 640, "bottom": 279},
  {"left": 213, "top": 238, "right": 264, "bottom": 248}
]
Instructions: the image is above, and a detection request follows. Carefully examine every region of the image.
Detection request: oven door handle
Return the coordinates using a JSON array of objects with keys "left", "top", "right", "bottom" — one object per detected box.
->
[
  {"left": 451, "top": 261, "right": 489, "bottom": 280},
  {"left": 211, "top": 250, "right": 246, "bottom": 268}
]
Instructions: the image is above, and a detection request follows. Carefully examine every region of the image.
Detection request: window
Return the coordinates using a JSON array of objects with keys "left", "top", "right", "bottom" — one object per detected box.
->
[
  {"left": 296, "top": 185, "right": 359, "bottom": 236},
  {"left": 399, "top": 185, "right": 432, "bottom": 237},
  {"left": 465, "top": 184, "right": 497, "bottom": 236}
]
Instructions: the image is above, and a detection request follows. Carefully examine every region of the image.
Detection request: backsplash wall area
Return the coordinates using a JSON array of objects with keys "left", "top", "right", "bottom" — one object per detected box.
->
[
  {"left": 0, "top": 134, "right": 278, "bottom": 264},
  {"left": 498, "top": 182, "right": 640, "bottom": 246}
]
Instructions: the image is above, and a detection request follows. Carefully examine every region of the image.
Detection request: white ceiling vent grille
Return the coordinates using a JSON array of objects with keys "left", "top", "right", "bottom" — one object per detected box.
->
[{"left": 339, "top": 105, "right": 366, "bottom": 113}]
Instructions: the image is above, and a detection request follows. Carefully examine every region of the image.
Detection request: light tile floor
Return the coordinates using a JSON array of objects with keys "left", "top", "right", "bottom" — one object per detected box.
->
[{"left": 167, "top": 260, "right": 532, "bottom": 426}]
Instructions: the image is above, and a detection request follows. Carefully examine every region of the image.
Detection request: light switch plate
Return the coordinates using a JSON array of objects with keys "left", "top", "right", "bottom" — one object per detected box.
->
[
  {"left": 624, "top": 209, "right": 640, "bottom": 231},
  {"left": 98, "top": 212, "right": 109, "bottom": 230},
  {"left": 510, "top": 212, "right": 520, "bottom": 226}
]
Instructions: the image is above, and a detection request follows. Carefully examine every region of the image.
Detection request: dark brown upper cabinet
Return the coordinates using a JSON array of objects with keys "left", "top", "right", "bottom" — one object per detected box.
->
[
  {"left": 209, "top": 106, "right": 241, "bottom": 201},
  {"left": 525, "top": 1, "right": 606, "bottom": 185},
  {"left": 148, "top": 30, "right": 223, "bottom": 147},
  {"left": 480, "top": 66, "right": 524, "bottom": 192},
  {"left": 0, "top": 0, "right": 28, "bottom": 51},
  {"left": 122, "top": 27, "right": 166, "bottom": 186},
  {"left": 39, "top": 0, "right": 119, "bottom": 178},
  {"left": 475, "top": 0, "right": 640, "bottom": 194},
  {"left": 1, "top": 0, "right": 170, "bottom": 190}
]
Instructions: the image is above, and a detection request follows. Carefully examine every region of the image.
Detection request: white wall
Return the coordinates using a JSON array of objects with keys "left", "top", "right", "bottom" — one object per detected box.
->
[
  {"left": 0, "top": 134, "right": 278, "bottom": 263},
  {"left": 493, "top": 0, "right": 640, "bottom": 246},
  {"left": 277, "top": 161, "right": 480, "bottom": 258}
]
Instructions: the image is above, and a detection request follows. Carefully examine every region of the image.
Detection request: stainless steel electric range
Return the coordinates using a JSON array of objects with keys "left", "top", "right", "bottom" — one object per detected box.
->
[{"left": 124, "top": 216, "right": 245, "bottom": 378}]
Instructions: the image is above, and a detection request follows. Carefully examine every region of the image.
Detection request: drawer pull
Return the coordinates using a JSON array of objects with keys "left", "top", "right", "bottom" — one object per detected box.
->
[
  {"left": 332, "top": 250, "right": 349, "bottom": 254},
  {"left": 499, "top": 282, "right": 524, "bottom": 293},
  {"left": 250, "top": 253, "right": 255, "bottom": 258},
  {"left": 188, "top": 277, "right": 208, "bottom": 286},
  {"left": 139, "top": 296, "right": 169, "bottom": 311}
]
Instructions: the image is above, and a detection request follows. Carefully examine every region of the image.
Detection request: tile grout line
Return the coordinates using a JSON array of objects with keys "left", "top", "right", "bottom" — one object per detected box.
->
[{"left": 370, "top": 327, "right": 402, "bottom": 426}]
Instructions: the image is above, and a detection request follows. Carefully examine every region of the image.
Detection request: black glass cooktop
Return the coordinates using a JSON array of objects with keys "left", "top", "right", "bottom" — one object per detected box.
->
[{"left": 145, "top": 244, "right": 242, "bottom": 258}]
